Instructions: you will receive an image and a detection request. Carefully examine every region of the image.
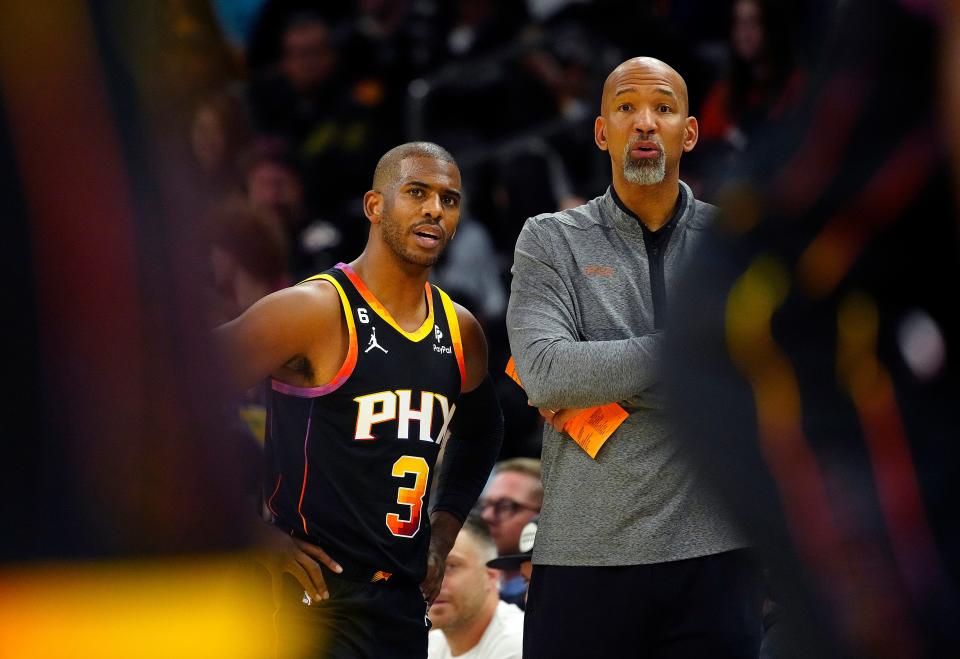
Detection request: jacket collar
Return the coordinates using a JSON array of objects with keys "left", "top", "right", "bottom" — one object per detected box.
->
[{"left": 602, "top": 180, "right": 692, "bottom": 236}]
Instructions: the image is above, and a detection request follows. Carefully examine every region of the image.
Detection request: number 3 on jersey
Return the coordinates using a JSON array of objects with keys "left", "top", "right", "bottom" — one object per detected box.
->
[{"left": 387, "top": 456, "right": 428, "bottom": 538}]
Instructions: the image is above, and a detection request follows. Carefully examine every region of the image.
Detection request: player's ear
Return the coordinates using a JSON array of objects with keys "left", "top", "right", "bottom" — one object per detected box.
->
[
  {"left": 594, "top": 116, "right": 608, "bottom": 152},
  {"left": 364, "top": 190, "right": 384, "bottom": 223}
]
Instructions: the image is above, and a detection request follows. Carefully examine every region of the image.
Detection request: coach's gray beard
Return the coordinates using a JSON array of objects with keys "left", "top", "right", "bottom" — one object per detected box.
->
[{"left": 622, "top": 145, "right": 666, "bottom": 185}]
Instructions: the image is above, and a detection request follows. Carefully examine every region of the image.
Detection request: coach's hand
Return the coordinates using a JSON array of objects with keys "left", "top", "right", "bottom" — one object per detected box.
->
[
  {"left": 536, "top": 405, "right": 585, "bottom": 433},
  {"left": 256, "top": 522, "right": 343, "bottom": 606},
  {"left": 422, "top": 511, "right": 460, "bottom": 605}
]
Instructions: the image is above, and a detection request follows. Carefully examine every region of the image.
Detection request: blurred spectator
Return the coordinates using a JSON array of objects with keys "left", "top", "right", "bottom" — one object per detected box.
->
[
  {"left": 432, "top": 213, "right": 506, "bottom": 321},
  {"left": 345, "top": 0, "right": 415, "bottom": 84},
  {"left": 697, "top": 0, "right": 805, "bottom": 153},
  {"left": 342, "top": 1, "right": 445, "bottom": 128},
  {"left": 488, "top": 145, "right": 580, "bottom": 257},
  {"left": 478, "top": 458, "right": 543, "bottom": 609},
  {"left": 248, "top": 10, "right": 342, "bottom": 141},
  {"left": 443, "top": 0, "right": 527, "bottom": 61},
  {"left": 528, "top": 25, "right": 610, "bottom": 201},
  {"left": 203, "top": 197, "right": 288, "bottom": 446},
  {"left": 428, "top": 513, "right": 524, "bottom": 659},
  {"left": 189, "top": 91, "right": 252, "bottom": 200},
  {"left": 487, "top": 515, "right": 539, "bottom": 592},
  {"left": 154, "top": 0, "right": 240, "bottom": 110},
  {"left": 247, "top": 10, "right": 395, "bottom": 237},
  {"left": 244, "top": 2, "right": 353, "bottom": 72},
  {"left": 204, "top": 197, "right": 288, "bottom": 327},
  {"left": 241, "top": 139, "right": 306, "bottom": 227},
  {"left": 567, "top": 0, "right": 713, "bottom": 115},
  {"left": 240, "top": 138, "right": 347, "bottom": 281}
]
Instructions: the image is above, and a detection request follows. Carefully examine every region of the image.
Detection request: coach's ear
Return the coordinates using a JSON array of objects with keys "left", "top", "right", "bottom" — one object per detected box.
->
[
  {"left": 364, "top": 190, "right": 384, "bottom": 224},
  {"left": 682, "top": 116, "right": 699, "bottom": 153},
  {"left": 594, "top": 116, "right": 608, "bottom": 152}
]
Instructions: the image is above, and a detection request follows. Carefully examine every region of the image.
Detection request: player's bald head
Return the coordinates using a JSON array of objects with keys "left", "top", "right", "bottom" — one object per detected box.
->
[
  {"left": 372, "top": 142, "right": 458, "bottom": 192},
  {"left": 601, "top": 57, "right": 690, "bottom": 115}
]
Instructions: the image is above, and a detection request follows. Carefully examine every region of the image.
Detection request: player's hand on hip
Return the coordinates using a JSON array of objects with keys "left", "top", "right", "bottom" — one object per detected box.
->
[{"left": 256, "top": 524, "right": 343, "bottom": 606}]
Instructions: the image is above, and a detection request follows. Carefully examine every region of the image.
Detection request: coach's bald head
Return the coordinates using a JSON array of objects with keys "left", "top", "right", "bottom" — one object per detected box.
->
[{"left": 600, "top": 57, "right": 690, "bottom": 117}]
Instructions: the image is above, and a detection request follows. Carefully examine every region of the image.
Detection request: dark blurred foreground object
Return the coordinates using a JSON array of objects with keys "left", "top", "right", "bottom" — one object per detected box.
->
[
  {"left": 0, "top": 0, "right": 252, "bottom": 559},
  {"left": 667, "top": 0, "right": 959, "bottom": 657},
  {"left": 0, "top": 2, "right": 273, "bottom": 655}
]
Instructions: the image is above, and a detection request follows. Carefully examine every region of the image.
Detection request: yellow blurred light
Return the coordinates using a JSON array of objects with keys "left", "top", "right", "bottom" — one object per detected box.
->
[{"left": 0, "top": 555, "right": 305, "bottom": 659}]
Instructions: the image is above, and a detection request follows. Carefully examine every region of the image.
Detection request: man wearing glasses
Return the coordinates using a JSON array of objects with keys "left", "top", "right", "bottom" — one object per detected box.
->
[{"left": 478, "top": 458, "right": 542, "bottom": 608}]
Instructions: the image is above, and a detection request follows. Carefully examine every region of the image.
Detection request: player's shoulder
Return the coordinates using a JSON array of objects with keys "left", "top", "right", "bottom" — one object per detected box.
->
[
  {"left": 247, "top": 277, "right": 343, "bottom": 330},
  {"left": 432, "top": 285, "right": 488, "bottom": 387},
  {"left": 447, "top": 295, "right": 486, "bottom": 354},
  {"left": 430, "top": 283, "right": 481, "bottom": 334},
  {"left": 452, "top": 299, "right": 481, "bottom": 336},
  {"left": 282, "top": 276, "right": 342, "bottom": 307}
]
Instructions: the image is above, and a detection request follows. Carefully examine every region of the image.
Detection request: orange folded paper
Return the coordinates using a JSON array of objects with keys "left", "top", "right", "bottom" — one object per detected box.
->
[{"left": 505, "top": 357, "right": 628, "bottom": 459}]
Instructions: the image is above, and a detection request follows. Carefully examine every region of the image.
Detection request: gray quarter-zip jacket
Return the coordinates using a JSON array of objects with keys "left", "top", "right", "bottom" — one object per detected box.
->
[{"left": 506, "top": 181, "right": 747, "bottom": 565}]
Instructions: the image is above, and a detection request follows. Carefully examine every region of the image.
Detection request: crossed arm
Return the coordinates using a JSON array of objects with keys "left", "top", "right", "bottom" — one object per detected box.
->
[{"left": 506, "top": 221, "right": 662, "bottom": 413}]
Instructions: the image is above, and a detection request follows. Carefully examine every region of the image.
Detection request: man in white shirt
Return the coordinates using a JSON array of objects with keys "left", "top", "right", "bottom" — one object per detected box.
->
[{"left": 428, "top": 513, "right": 524, "bottom": 659}]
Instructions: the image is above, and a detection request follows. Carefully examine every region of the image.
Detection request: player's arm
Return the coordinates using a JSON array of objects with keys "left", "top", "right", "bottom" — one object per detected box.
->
[
  {"left": 213, "top": 283, "right": 345, "bottom": 601},
  {"left": 506, "top": 218, "right": 661, "bottom": 410},
  {"left": 423, "top": 304, "right": 504, "bottom": 603},
  {"left": 213, "top": 282, "right": 342, "bottom": 392}
]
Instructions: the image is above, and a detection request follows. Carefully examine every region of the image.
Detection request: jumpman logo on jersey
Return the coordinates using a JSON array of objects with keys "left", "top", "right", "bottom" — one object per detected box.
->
[{"left": 365, "top": 326, "right": 388, "bottom": 354}]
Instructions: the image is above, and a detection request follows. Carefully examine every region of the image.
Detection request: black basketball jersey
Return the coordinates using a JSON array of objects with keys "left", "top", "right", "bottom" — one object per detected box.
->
[{"left": 264, "top": 262, "right": 465, "bottom": 585}]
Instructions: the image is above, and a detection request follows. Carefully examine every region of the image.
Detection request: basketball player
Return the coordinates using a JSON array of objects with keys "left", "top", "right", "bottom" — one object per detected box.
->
[{"left": 215, "top": 142, "right": 504, "bottom": 658}]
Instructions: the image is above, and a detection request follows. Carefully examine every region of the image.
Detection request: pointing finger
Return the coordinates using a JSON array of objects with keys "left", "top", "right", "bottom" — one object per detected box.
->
[{"left": 295, "top": 539, "right": 343, "bottom": 574}]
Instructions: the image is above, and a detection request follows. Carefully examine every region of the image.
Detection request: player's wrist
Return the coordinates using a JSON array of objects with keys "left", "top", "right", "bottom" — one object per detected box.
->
[{"left": 428, "top": 509, "right": 462, "bottom": 557}]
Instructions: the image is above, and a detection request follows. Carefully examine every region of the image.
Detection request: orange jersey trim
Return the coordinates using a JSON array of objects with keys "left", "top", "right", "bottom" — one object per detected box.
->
[
  {"left": 297, "top": 400, "right": 315, "bottom": 534},
  {"left": 436, "top": 287, "right": 466, "bottom": 391},
  {"left": 337, "top": 263, "right": 435, "bottom": 342},
  {"left": 266, "top": 474, "right": 282, "bottom": 518}
]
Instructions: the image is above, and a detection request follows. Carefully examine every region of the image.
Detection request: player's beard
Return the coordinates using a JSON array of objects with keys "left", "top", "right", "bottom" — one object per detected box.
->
[
  {"left": 622, "top": 141, "right": 666, "bottom": 185},
  {"left": 380, "top": 212, "right": 448, "bottom": 267}
]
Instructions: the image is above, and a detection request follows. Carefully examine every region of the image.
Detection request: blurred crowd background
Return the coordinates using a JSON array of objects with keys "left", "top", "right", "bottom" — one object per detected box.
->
[
  {"left": 160, "top": 0, "right": 831, "bottom": 460},
  {"left": 1, "top": 0, "right": 958, "bottom": 657}
]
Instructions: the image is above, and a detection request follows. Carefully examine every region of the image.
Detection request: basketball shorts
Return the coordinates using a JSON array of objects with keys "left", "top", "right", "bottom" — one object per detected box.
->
[{"left": 274, "top": 565, "right": 431, "bottom": 659}]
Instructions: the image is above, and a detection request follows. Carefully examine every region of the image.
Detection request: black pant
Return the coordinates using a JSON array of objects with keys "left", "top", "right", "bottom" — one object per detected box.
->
[
  {"left": 524, "top": 550, "right": 762, "bottom": 659},
  {"left": 274, "top": 568, "right": 430, "bottom": 659}
]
